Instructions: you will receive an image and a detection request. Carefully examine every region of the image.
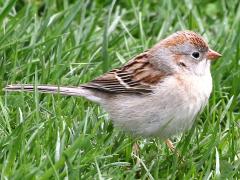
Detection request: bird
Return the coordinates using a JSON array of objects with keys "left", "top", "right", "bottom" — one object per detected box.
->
[{"left": 5, "top": 30, "right": 222, "bottom": 151}]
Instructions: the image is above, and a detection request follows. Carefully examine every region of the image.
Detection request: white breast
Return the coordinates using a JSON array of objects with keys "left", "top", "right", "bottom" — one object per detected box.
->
[
  {"left": 103, "top": 71, "right": 212, "bottom": 139},
  {"left": 161, "top": 72, "right": 213, "bottom": 137}
]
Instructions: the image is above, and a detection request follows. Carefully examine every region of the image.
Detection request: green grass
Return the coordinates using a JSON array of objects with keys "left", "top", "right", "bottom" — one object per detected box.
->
[{"left": 0, "top": 0, "right": 240, "bottom": 179}]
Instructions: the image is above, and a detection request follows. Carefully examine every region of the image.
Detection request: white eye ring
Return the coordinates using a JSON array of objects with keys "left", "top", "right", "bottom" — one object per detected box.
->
[{"left": 191, "top": 52, "right": 200, "bottom": 59}]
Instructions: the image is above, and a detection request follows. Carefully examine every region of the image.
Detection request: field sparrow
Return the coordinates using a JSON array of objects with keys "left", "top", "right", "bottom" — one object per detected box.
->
[{"left": 5, "top": 31, "right": 221, "bottom": 141}]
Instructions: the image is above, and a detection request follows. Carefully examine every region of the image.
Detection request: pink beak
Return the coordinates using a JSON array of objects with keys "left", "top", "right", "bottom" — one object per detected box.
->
[{"left": 207, "top": 49, "right": 222, "bottom": 60}]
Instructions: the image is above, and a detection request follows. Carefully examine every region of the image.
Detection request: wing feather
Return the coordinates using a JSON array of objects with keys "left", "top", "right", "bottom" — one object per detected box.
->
[{"left": 82, "top": 52, "right": 167, "bottom": 94}]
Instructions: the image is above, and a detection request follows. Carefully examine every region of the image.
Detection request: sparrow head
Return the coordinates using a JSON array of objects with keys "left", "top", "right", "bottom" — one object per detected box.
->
[{"left": 150, "top": 30, "right": 222, "bottom": 76}]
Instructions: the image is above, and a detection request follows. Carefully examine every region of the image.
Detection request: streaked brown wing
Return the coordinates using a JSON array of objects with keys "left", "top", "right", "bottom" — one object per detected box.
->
[{"left": 82, "top": 52, "right": 166, "bottom": 94}]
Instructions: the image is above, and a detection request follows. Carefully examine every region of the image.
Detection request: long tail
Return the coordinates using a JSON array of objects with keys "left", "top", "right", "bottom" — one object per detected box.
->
[{"left": 4, "top": 84, "right": 102, "bottom": 103}]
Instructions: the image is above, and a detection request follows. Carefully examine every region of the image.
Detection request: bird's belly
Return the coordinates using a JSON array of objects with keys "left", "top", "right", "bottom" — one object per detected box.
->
[
  {"left": 104, "top": 96, "right": 206, "bottom": 139},
  {"left": 120, "top": 102, "right": 202, "bottom": 138},
  {"left": 103, "top": 75, "right": 212, "bottom": 139}
]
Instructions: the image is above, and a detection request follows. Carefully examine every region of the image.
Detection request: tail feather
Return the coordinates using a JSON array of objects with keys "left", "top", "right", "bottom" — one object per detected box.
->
[{"left": 4, "top": 84, "right": 102, "bottom": 103}]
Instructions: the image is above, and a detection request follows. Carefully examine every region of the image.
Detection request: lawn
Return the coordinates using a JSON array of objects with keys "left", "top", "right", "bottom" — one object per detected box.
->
[{"left": 0, "top": 0, "right": 240, "bottom": 179}]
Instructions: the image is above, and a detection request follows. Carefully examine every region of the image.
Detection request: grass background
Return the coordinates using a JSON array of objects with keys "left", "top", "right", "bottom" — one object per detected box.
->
[{"left": 0, "top": 0, "right": 240, "bottom": 179}]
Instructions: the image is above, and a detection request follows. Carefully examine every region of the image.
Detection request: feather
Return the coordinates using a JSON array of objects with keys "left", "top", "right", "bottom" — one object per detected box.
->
[{"left": 82, "top": 52, "right": 167, "bottom": 94}]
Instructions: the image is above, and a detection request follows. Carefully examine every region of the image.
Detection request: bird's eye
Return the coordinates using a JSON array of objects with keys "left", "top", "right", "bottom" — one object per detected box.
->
[{"left": 191, "top": 52, "right": 200, "bottom": 59}]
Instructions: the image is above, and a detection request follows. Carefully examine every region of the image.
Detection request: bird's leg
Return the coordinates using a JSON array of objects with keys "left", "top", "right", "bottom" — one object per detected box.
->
[
  {"left": 132, "top": 142, "right": 140, "bottom": 164},
  {"left": 165, "top": 139, "right": 176, "bottom": 153},
  {"left": 131, "top": 141, "right": 142, "bottom": 178},
  {"left": 165, "top": 139, "right": 185, "bottom": 162},
  {"left": 132, "top": 142, "right": 140, "bottom": 155}
]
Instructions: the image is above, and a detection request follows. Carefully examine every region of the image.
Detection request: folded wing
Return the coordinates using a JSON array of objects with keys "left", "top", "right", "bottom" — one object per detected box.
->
[{"left": 82, "top": 52, "right": 167, "bottom": 94}]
